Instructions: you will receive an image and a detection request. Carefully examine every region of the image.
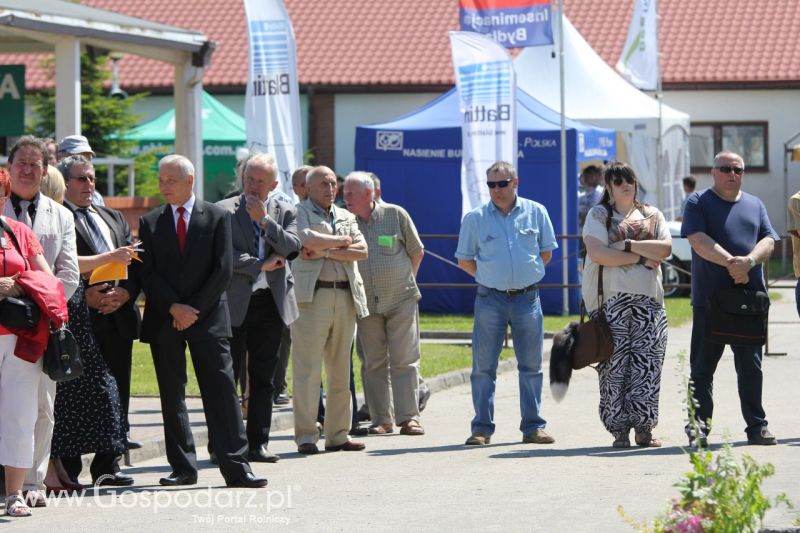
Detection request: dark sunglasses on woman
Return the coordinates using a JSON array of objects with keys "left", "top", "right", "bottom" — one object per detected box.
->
[{"left": 611, "top": 175, "right": 635, "bottom": 186}]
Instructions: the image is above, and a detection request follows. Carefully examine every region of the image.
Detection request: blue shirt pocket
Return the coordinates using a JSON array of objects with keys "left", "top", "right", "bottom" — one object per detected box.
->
[
  {"left": 478, "top": 232, "right": 499, "bottom": 260},
  {"left": 518, "top": 227, "right": 540, "bottom": 254}
]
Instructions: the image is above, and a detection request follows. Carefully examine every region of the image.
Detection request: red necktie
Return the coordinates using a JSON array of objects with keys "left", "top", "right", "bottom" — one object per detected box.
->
[{"left": 176, "top": 206, "right": 187, "bottom": 254}]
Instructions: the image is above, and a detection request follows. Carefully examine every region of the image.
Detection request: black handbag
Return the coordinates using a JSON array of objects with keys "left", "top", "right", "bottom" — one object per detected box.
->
[
  {"left": 0, "top": 296, "right": 40, "bottom": 329},
  {"left": 705, "top": 288, "right": 770, "bottom": 346},
  {"left": 0, "top": 218, "right": 41, "bottom": 329},
  {"left": 42, "top": 324, "right": 83, "bottom": 382}
]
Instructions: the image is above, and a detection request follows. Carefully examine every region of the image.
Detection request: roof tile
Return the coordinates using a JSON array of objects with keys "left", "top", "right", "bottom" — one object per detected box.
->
[{"left": 3, "top": 0, "right": 800, "bottom": 91}]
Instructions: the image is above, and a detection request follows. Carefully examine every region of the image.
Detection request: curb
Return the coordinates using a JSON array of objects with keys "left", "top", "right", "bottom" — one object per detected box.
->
[{"left": 90, "top": 337, "right": 548, "bottom": 470}]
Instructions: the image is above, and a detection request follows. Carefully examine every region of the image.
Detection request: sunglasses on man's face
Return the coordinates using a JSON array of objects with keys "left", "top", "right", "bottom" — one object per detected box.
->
[
  {"left": 715, "top": 165, "right": 744, "bottom": 175},
  {"left": 611, "top": 175, "right": 635, "bottom": 186},
  {"left": 486, "top": 178, "right": 513, "bottom": 189}
]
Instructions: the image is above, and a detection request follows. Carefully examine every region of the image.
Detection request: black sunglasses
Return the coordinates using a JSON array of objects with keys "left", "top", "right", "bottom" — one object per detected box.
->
[
  {"left": 715, "top": 165, "right": 744, "bottom": 175},
  {"left": 486, "top": 178, "right": 513, "bottom": 189},
  {"left": 611, "top": 175, "right": 635, "bottom": 186}
]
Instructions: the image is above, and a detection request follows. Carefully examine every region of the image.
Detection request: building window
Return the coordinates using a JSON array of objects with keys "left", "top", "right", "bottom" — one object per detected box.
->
[{"left": 689, "top": 122, "right": 768, "bottom": 172}]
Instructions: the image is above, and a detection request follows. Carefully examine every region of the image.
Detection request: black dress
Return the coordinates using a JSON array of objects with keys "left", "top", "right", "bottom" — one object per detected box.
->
[{"left": 51, "top": 280, "right": 127, "bottom": 457}]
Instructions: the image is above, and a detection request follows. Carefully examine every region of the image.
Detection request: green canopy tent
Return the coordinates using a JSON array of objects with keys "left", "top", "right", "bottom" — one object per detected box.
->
[{"left": 127, "top": 91, "right": 245, "bottom": 201}]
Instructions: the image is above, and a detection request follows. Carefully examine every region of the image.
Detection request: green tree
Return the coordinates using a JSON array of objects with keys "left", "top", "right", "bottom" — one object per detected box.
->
[{"left": 28, "top": 48, "right": 159, "bottom": 196}]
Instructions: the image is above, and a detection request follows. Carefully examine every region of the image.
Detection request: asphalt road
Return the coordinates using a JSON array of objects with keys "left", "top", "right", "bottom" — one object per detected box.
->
[{"left": 4, "top": 288, "right": 798, "bottom": 532}]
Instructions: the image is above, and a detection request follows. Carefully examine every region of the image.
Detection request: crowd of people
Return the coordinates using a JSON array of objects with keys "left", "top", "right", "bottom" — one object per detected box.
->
[{"left": 0, "top": 133, "right": 783, "bottom": 518}]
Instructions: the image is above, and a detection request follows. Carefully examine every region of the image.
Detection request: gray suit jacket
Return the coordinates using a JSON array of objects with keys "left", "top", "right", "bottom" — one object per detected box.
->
[
  {"left": 4, "top": 193, "right": 79, "bottom": 300},
  {"left": 216, "top": 194, "right": 301, "bottom": 327}
]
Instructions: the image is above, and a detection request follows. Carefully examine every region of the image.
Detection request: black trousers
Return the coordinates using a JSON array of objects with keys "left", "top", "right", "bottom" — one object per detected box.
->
[
  {"left": 150, "top": 334, "right": 250, "bottom": 482},
  {"left": 688, "top": 306, "right": 767, "bottom": 436},
  {"left": 61, "top": 453, "right": 119, "bottom": 482},
  {"left": 230, "top": 289, "right": 285, "bottom": 448},
  {"left": 95, "top": 331, "right": 134, "bottom": 433},
  {"left": 65, "top": 328, "right": 135, "bottom": 478},
  {"left": 271, "top": 325, "right": 292, "bottom": 395}
]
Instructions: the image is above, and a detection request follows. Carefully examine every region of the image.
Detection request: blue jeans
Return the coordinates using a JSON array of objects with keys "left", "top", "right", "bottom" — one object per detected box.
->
[{"left": 470, "top": 285, "right": 545, "bottom": 436}]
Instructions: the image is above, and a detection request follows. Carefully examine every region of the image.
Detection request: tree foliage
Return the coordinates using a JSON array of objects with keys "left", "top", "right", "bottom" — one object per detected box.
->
[{"left": 28, "top": 49, "right": 159, "bottom": 196}]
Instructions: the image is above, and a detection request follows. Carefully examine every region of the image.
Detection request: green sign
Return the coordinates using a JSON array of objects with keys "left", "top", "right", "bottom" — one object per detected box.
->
[{"left": 0, "top": 65, "right": 24, "bottom": 136}]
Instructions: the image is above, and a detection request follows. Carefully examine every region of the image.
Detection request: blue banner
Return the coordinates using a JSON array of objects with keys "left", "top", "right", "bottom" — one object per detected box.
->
[{"left": 460, "top": 0, "right": 553, "bottom": 48}]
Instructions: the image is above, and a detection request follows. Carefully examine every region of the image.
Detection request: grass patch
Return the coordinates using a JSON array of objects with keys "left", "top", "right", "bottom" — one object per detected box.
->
[
  {"left": 664, "top": 297, "right": 692, "bottom": 327},
  {"left": 131, "top": 299, "right": 693, "bottom": 397},
  {"left": 131, "top": 340, "right": 514, "bottom": 397},
  {"left": 766, "top": 256, "right": 795, "bottom": 280},
  {"left": 418, "top": 298, "right": 693, "bottom": 332},
  {"left": 419, "top": 313, "right": 581, "bottom": 332}
]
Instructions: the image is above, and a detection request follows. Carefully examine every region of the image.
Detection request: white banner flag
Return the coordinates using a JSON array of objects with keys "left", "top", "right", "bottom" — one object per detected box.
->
[
  {"left": 243, "top": 0, "right": 303, "bottom": 199},
  {"left": 616, "top": 0, "right": 659, "bottom": 90},
  {"left": 449, "top": 31, "right": 517, "bottom": 217}
]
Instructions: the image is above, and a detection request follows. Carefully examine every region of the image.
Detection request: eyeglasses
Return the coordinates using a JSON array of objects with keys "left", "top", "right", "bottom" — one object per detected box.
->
[
  {"left": 486, "top": 178, "right": 513, "bottom": 189},
  {"left": 72, "top": 174, "right": 96, "bottom": 184},
  {"left": 611, "top": 175, "right": 635, "bottom": 186},
  {"left": 715, "top": 165, "right": 744, "bottom": 175}
]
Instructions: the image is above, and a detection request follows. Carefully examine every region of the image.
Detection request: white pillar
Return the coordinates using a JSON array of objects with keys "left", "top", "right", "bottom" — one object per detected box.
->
[
  {"left": 174, "top": 61, "right": 205, "bottom": 200},
  {"left": 54, "top": 37, "right": 81, "bottom": 141}
]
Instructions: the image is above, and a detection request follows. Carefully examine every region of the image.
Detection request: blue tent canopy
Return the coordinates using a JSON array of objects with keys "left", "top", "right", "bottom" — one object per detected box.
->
[{"left": 355, "top": 87, "right": 616, "bottom": 314}]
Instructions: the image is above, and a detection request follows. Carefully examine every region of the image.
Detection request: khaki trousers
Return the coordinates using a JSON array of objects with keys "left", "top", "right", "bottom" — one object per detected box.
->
[
  {"left": 357, "top": 299, "right": 421, "bottom": 426},
  {"left": 291, "top": 287, "right": 356, "bottom": 447}
]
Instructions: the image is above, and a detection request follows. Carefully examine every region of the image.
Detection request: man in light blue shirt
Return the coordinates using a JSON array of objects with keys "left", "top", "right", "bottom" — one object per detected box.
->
[{"left": 456, "top": 161, "right": 557, "bottom": 446}]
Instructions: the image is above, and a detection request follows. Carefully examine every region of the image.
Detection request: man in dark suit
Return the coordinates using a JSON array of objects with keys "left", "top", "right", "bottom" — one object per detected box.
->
[
  {"left": 217, "top": 152, "right": 301, "bottom": 463},
  {"left": 58, "top": 154, "right": 140, "bottom": 486},
  {"left": 138, "top": 154, "right": 266, "bottom": 488}
]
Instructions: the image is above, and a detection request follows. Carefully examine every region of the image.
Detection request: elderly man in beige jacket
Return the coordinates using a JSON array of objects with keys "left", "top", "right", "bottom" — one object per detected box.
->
[{"left": 291, "top": 166, "right": 369, "bottom": 455}]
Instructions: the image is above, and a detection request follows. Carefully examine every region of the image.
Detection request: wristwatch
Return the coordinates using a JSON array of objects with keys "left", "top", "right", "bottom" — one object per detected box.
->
[
  {"left": 624, "top": 239, "right": 632, "bottom": 252},
  {"left": 259, "top": 215, "right": 270, "bottom": 228},
  {"left": 747, "top": 256, "right": 756, "bottom": 269},
  {"left": 637, "top": 255, "right": 647, "bottom": 265}
]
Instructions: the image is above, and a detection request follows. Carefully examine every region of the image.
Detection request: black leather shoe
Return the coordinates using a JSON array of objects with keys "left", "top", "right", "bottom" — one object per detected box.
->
[
  {"left": 273, "top": 393, "right": 290, "bottom": 406},
  {"left": 747, "top": 426, "right": 777, "bottom": 445},
  {"left": 248, "top": 446, "right": 280, "bottom": 463},
  {"left": 355, "top": 405, "right": 371, "bottom": 423},
  {"left": 418, "top": 387, "right": 431, "bottom": 412},
  {"left": 93, "top": 472, "right": 135, "bottom": 487},
  {"left": 159, "top": 472, "right": 198, "bottom": 486},
  {"left": 226, "top": 472, "right": 268, "bottom": 488},
  {"left": 126, "top": 439, "right": 143, "bottom": 450},
  {"left": 349, "top": 426, "right": 369, "bottom": 437},
  {"left": 298, "top": 443, "right": 319, "bottom": 455}
]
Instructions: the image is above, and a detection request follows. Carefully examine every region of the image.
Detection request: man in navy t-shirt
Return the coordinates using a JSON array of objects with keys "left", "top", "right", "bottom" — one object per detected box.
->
[{"left": 681, "top": 151, "right": 779, "bottom": 447}]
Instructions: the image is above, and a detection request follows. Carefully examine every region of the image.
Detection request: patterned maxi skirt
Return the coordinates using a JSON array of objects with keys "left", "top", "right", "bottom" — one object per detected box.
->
[
  {"left": 596, "top": 293, "right": 668, "bottom": 436},
  {"left": 51, "top": 280, "right": 127, "bottom": 457}
]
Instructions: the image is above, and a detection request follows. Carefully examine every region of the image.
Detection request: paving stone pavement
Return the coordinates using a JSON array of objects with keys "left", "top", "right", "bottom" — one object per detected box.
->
[{"left": 3, "top": 288, "right": 798, "bottom": 531}]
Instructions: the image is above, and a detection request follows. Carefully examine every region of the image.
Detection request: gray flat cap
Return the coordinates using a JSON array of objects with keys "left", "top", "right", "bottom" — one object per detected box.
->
[{"left": 58, "top": 135, "right": 95, "bottom": 156}]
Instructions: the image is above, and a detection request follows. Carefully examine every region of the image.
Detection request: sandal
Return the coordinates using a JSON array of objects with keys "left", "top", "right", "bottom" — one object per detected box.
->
[
  {"left": 5, "top": 495, "right": 32, "bottom": 517},
  {"left": 22, "top": 490, "right": 46, "bottom": 508},
  {"left": 612, "top": 432, "right": 631, "bottom": 448},
  {"left": 635, "top": 431, "right": 662, "bottom": 448},
  {"left": 399, "top": 420, "right": 425, "bottom": 436},
  {"left": 368, "top": 423, "right": 394, "bottom": 435}
]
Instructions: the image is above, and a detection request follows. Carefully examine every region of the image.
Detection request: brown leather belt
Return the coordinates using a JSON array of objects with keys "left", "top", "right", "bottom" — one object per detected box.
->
[{"left": 316, "top": 280, "right": 350, "bottom": 290}]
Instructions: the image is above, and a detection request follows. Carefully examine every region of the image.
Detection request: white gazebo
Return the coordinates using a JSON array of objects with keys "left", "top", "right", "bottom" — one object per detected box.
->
[{"left": 0, "top": 0, "right": 214, "bottom": 198}]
